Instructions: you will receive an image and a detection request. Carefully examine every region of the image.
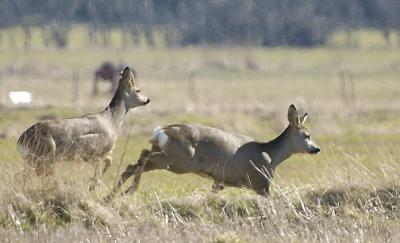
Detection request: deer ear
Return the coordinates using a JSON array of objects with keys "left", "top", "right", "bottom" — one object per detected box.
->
[
  {"left": 300, "top": 112, "right": 308, "bottom": 125},
  {"left": 288, "top": 104, "right": 300, "bottom": 126},
  {"left": 121, "top": 66, "right": 131, "bottom": 80}
]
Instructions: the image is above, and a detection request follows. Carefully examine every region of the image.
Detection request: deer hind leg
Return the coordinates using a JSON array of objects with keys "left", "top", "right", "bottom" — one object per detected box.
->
[
  {"left": 30, "top": 137, "right": 56, "bottom": 177},
  {"left": 25, "top": 154, "right": 57, "bottom": 192},
  {"left": 104, "top": 149, "right": 151, "bottom": 201},
  {"left": 21, "top": 156, "right": 54, "bottom": 192},
  {"left": 124, "top": 150, "right": 170, "bottom": 194},
  {"left": 104, "top": 148, "right": 169, "bottom": 201},
  {"left": 104, "top": 163, "right": 142, "bottom": 202},
  {"left": 35, "top": 158, "right": 55, "bottom": 177}
]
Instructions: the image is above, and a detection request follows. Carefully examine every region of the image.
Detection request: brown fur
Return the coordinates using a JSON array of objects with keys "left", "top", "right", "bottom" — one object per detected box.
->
[
  {"left": 105, "top": 105, "right": 320, "bottom": 201},
  {"left": 17, "top": 66, "right": 150, "bottom": 190}
]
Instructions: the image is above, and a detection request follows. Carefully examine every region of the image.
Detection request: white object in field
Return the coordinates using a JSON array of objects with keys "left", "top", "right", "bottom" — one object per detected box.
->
[{"left": 8, "top": 91, "right": 32, "bottom": 104}]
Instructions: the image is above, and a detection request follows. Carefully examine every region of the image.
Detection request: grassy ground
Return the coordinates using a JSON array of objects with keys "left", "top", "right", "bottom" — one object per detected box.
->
[{"left": 0, "top": 26, "right": 399, "bottom": 242}]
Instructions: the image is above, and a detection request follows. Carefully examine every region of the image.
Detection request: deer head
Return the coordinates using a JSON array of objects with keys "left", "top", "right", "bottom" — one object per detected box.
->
[
  {"left": 287, "top": 104, "right": 320, "bottom": 154},
  {"left": 119, "top": 66, "right": 150, "bottom": 109}
]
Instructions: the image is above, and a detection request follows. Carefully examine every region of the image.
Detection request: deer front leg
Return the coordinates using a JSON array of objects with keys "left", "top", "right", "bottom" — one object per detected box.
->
[
  {"left": 89, "top": 160, "right": 103, "bottom": 191},
  {"left": 211, "top": 182, "right": 224, "bottom": 193},
  {"left": 101, "top": 156, "right": 112, "bottom": 176},
  {"left": 89, "top": 156, "right": 112, "bottom": 192},
  {"left": 254, "top": 183, "right": 270, "bottom": 197}
]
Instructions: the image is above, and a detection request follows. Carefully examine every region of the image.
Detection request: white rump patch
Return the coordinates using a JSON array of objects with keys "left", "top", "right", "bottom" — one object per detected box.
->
[
  {"left": 188, "top": 146, "right": 195, "bottom": 158},
  {"left": 152, "top": 126, "right": 169, "bottom": 148}
]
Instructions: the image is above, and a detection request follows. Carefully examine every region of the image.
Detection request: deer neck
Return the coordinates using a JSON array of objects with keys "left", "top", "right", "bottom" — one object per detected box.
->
[
  {"left": 262, "top": 126, "right": 294, "bottom": 169},
  {"left": 104, "top": 88, "right": 129, "bottom": 130}
]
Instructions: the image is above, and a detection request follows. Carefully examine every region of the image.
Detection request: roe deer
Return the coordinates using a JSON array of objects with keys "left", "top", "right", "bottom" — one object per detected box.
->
[
  {"left": 105, "top": 104, "right": 319, "bottom": 200},
  {"left": 17, "top": 66, "right": 150, "bottom": 191}
]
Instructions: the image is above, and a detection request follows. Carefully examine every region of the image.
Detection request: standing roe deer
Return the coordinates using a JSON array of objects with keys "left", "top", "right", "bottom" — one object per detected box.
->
[
  {"left": 17, "top": 66, "right": 150, "bottom": 190},
  {"left": 106, "top": 104, "right": 320, "bottom": 200}
]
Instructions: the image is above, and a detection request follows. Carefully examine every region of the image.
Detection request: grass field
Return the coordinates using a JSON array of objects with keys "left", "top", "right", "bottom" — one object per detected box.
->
[{"left": 0, "top": 26, "right": 399, "bottom": 242}]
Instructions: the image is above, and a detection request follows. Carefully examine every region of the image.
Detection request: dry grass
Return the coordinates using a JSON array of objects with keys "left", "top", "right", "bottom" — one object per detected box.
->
[{"left": 0, "top": 156, "right": 399, "bottom": 242}]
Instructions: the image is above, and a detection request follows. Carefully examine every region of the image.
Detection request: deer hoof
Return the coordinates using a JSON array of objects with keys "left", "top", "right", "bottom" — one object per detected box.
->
[
  {"left": 103, "top": 194, "right": 114, "bottom": 203},
  {"left": 211, "top": 183, "right": 224, "bottom": 193},
  {"left": 89, "top": 178, "right": 100, "bottom": 191},
  {"left": 124, "top": 186, "right": 137, "bottom": 195}
]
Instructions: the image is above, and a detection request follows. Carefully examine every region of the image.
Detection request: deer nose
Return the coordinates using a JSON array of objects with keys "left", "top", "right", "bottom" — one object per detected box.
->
[
  {"left": 144, "top": 98, "right": 150, "bottom": 104},
  {"left": 314, "top": 148, "right": 321, "bottom": 154}
]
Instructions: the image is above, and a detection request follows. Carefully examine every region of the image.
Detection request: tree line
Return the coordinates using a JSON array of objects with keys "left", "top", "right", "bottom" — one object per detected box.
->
[{"left": 0, "top": 0, "right": 399, "bottom": 47}]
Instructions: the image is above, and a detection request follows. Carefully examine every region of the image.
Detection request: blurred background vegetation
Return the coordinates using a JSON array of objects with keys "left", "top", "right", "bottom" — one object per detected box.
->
[{"left": 0, "top": 0, "right": 399, "bottom": 48}]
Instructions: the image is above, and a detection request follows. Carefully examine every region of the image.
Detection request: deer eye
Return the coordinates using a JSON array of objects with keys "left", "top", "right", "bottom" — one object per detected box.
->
[{"left": 305, "top": 134, "right": 310, "bottom": 139}]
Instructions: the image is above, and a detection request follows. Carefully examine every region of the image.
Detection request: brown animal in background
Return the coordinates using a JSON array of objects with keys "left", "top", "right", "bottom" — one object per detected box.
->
[
  {"left": 106, "top": 104, "right": 320, "bottom": 200},
  {"left": 17, "top": 66, "right": 150, "bottom": 191},
  {"left": 93, "top": 62, "right": 123, "bottom": 96}
]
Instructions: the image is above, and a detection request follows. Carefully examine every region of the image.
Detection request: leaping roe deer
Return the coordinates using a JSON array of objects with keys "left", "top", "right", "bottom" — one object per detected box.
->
[
  {"left": 17, "top": 66, "right": 150, "bottom": 191},
  {"left": 106, "top": 104, "right": 320, "bottom": 200}
]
